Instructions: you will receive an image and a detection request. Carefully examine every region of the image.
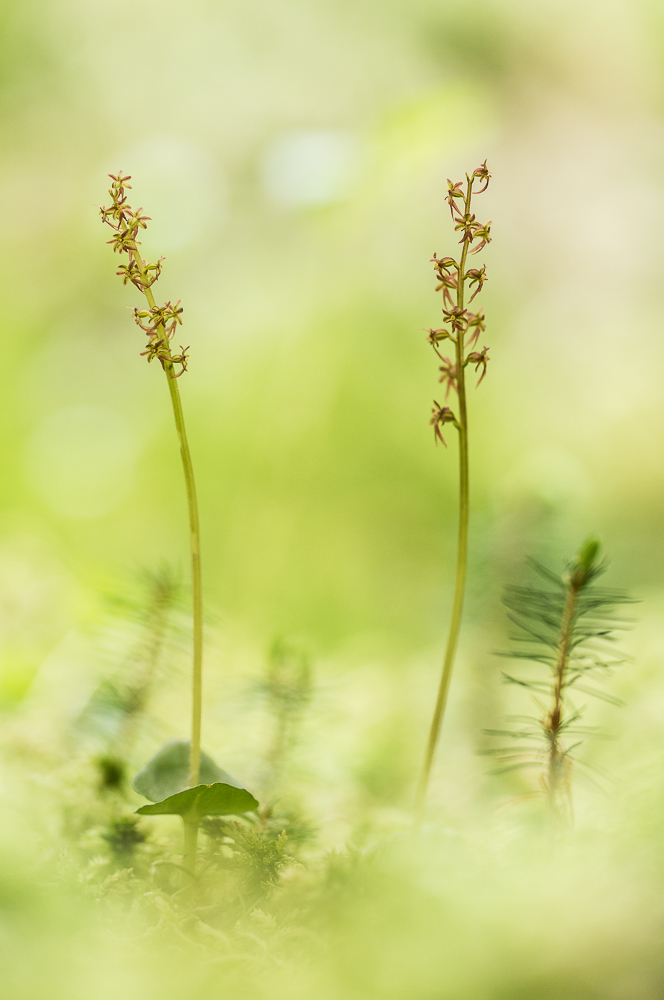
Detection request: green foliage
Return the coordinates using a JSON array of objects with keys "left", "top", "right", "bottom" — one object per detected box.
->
[
  {"left": 499, "top": 542, "right": 630, "bottom": 706},
  {"left": 101, "top": 816, "right": 146, "bottom": 857},
  {"left": 485, "top": 539, "right": 633, "bottom": 815},
  {"left": 202, "top": 814, "right": 293, "bottom": 892},
  {"left": 259, "top": 638, "right": 313, "bottom": 789},
  {"left": 132, "top": 739, "right": 241, "bottom": 802},
  {"left": 95, "top": 755, "right": 126, "bottom": 792},
  {"left": 263, "top": 638, "right": 312, "bottom": 725},
  {"left": 136, "top": 782, "right": 259, "bottom": 820},
  {"left": 74, "top": 568, "right": 183, "bottom": 758}
]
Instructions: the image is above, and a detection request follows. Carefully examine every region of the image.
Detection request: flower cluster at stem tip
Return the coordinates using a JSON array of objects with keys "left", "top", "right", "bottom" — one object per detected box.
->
[
  {"left": 100, "top": 173, "right": 189, "bottom": 377},
  {"left": 428, "top": 161, "right": 491, "bottom": 446}
]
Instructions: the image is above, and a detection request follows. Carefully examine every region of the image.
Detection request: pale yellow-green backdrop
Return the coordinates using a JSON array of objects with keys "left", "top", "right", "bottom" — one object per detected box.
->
[{"left": 1, "top": 0, "right": 663, "bottom": 822}]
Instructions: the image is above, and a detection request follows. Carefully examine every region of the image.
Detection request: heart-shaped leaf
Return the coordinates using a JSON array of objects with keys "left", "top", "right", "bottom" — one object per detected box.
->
[
  {"left": 132, "top": 739, "right": 243, "bottom": 802},
  {"left": 136, "top": 782, "right": 259, "bottom": 821}
]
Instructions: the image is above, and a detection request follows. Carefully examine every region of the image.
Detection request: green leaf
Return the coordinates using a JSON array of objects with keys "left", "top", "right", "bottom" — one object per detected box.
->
[
  {"left": 132, "top": 739, "right": 243, "bottom": 802},
  {"left": 136, "top": 781, "right": 259, "bottom": 820}
]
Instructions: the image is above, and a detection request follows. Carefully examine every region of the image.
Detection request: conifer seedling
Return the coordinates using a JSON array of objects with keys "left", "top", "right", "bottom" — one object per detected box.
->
[{"left": 484, "top": 539, "right": 632, "bottom": 827}]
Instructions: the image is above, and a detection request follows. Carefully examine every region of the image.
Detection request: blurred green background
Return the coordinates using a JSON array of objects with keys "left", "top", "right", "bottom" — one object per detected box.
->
[
  {"left": 1, "top": 0, "right": 664, "bottom": 817},
  {"left": 4, "top": 2, "right": 664, "bottom": 999}
]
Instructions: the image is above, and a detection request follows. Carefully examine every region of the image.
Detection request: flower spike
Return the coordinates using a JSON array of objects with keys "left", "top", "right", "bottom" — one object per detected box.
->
[
  {"left": 416, "top": 160, "right": 492, "bottom": 824},
  {"left": 100, "top": 170, "right": 207, "bottom": 870}
]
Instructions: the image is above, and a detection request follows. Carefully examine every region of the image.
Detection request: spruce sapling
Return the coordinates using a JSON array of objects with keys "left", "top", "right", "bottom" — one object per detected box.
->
[{"left": 485, "top": 539, "right": 632, "bottom": 826}]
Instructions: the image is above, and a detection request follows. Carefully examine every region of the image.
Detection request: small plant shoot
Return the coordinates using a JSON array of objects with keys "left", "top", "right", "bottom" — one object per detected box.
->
[{"left": 485, "top": 539, "right": 632, "bottom": 826}]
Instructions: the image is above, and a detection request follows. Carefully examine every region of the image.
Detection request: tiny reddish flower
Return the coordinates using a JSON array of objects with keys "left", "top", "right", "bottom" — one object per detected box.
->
[
  {"left": 445, "top": 180, "right": 464, "bottom": 218},
  {"left": 466, "top": 346, "right": 490, "bottom": 386},
  {"left": 430, "top": 401, "right": 457, "bottom": 446},
  {"left": 438, "top": 358, "right": 458, "bottom": 398},
  {"left": 471, "top": 160, "right": 491, "bottom": 193}
]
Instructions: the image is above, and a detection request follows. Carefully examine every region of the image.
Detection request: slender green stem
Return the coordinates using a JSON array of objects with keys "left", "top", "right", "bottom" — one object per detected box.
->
[
  {"left": 547, "top": 583, "right": 577, "bottom": 821},
  {"left": 182, "top": 818, "right": 199, "bottom": 875},
  {"left": 414, "top": 177, "right": 475, "bottom": 824},
  {"left": 130, "top": 248, "right": 203, "bottom": 789},
  {"left": 164, "top": 370, "right": 203, "bottom": 788}
]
